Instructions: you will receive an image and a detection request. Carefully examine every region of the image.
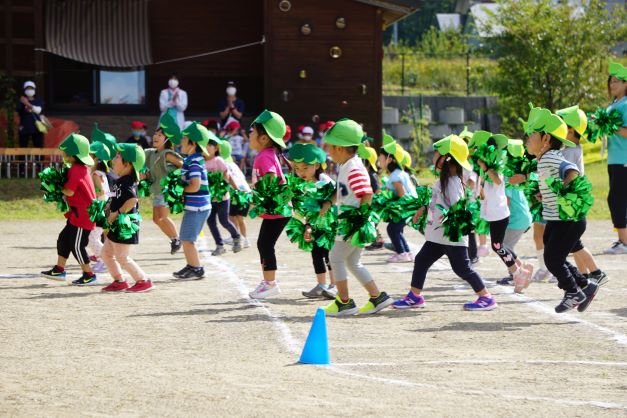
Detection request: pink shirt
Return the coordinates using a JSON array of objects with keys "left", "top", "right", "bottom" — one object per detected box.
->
[
  {"left": 253, "top": 147, "right": 288, "bottom": 219},
  {"left": 205, "top": 156, "right": 230, "bottom": 201}
]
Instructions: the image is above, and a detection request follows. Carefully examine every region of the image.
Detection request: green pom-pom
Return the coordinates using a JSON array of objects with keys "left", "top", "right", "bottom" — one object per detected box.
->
[
  {"left": 524, "top": 175, "right": 544, "bottom": 223},
  {"left": 39, "top": 166, "right": 69, "bottom": 213},
  {"left": 160, "top": 169, "right": 185, "bottom": 214},
  {"left": 285, "top": 218, "right": 314, "bottom": 252},
  {"left": 137, "top": 179, "right": 153, "bottom": 198},
  {"left": 88, "top": 199, "right": 110, "bottom": 228},
  {"left": 503, "top": 154, "right": 537, "bottom": 189},
  {"left": 230, "top": 188, "right": 251, "bottom": 209},
  {"left": 286, "top": 174, "right": 312, "bottom": 215},
  {"left": 585, "top": 108, "right": 623, "bottom": 144},
  {"left": 249, "top": 174, "right": 294, "bottom": 218},
  {"left": 109, "top": 213, "right": 142, "bottom": 241},
  {"left": 435, "top": 198, "right": 475, "bottom": 242},
  {"left": 301, "top": 181, "right": 336, "bottom": 215},
  {"left": 471, "top": 144, "right": 506, "bottom": 183},
  {"left": 207, "top": 171, "right": 230, "bottom": 201},
  {"left": 545, "top": 175, "right": 594, "bottom": 221},
  {"left": 337, "top": 204, "right": 379, "bottom": 247}
]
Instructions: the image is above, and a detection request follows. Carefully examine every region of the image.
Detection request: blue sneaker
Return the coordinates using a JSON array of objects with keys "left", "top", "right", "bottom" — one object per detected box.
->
[
  {"left": 392, "top": 291, "right": 425, "bottom": 309},
  {"left": 71, "top": 273, "right": 98, "bottom": 286},
  {"left": 463, "top": 295, "right": 497, "bottom": 311},
  {"left": 41, "top": 267, "right": 67, "bottom": 281}
]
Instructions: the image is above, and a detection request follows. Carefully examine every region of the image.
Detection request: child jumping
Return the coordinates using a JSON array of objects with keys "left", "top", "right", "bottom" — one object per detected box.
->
[{"left": 87, "top": 141, "right": 112, "bottom": 273}]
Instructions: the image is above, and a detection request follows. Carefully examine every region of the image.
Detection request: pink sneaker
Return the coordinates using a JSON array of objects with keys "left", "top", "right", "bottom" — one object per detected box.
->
[
  {"left": 477, "top": 245, "right": 490, "bottom": 258},
  {"left": 513, "top": 267, "right": 532, "bottom": 294},
  {"left": 522, "top": 263, "right": 534, "bottom": 288},
  {"left": 402, "top": 252, "right": 414, "bottom": 262},
  {"left": 387, "top": 253, "right": 409, "bottom": 263}
]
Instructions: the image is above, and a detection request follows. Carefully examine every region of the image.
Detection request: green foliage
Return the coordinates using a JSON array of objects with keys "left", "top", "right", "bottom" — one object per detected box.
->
[{"left": 417, "top": 27, "right": 469, "bottom": 57}]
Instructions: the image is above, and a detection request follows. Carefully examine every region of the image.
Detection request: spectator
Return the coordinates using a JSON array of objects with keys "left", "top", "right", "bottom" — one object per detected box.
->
[
  {"left": 224, "top": 120, "right": 244, "bottom": 166},
  {"left": 159, "top": 73, "right": 188, "bottom": 130},
  {"left": 297, "top": 126, "right": 316, "bottom": 145},
  {"left": 202, "top": 119, "right": 220, "bottom": 136},
  {"left": 17, "top": 81, "right": 44, "bottom": 148},
  {"left": 218, "top": 81, "right": 245, "bottom": 126},
  {"left": 125, "top": 121, "right": 151, "bottom": 149}
]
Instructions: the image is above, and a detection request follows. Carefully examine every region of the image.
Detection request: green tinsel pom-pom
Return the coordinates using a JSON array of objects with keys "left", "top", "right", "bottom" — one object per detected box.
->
[
  {"left": 109, "top": 213, "right": 142, "bottom": 241},
  {"left": 88, "top": 199, "right": 110, "bottom": 229},
  {"left": 230, "top": 188, "right": 251, "bottom": 209},
  {"left": 39, "top": 166, "right": 69, "bottom": 213},
  {"left": 503, "top": 154, "right": 537, "bottom": 189},
  {"left": 471, "top": 144, "right": 506, "bottom": 183},
  {"left": 545, "top": 175, "right": 594, "bottom": 221},
  {"left": 160, "top": 169, "right": 185, "bottom": 214},
  {"left": 337, "top": 204, "right": 380, "bottom": 247},
  {"left": 524, "top": 175, "right": 544, "bottom": 223},
  {"left": 249, "top": 174, "right": 294, "bottom": 218},
  {"left": 436, "top": 198, "right": 475, "bottom": 242},
  {"left": 585, "top": 108, "right": 624, "bottom": 144},
  {"left": 137, "top": 179, "right": 153, "bottom": 198},
  {"left": 207, "top": 171, "right": 231, "bottom": 201}
]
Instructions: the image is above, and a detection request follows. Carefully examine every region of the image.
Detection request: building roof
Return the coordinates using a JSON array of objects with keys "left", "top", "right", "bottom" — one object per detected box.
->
[{"left": 354, "top": 0, "right": 422, "bottom": 27}]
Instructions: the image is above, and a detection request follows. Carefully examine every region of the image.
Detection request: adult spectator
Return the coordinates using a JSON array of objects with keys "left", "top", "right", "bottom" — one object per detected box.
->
[
  {"left": 218, "top": 81, "right": 245, "bottom": 126},
  {"left": 159, "top": 73, "right": 188, "bottom": 130},
  {"left": 125, "top": 121, "right": 151, "bottom": 149},
  {"left": 16, "top": 81, "right": 44, "bottom": 148}
]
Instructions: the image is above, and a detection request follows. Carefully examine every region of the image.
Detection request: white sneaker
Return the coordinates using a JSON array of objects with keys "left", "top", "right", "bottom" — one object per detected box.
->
[
  {"left": 477, "top": 245, "right": 490, "bottom": 258},
  {"left": 403, "top": 252, "right": 414, "bottom": 262},
  {"left": 532, "top": 267, "right": 551, "bottom": 282},
  {"left": 92, "top": 260, "right": 107, "bottom": 273},
  {"left": 249, "top": 281, "right": 280, "bottom": 299},
  {"left": 223, "top": 237, "right": 234, "bottom": 245},
  {"left": 604, "top": 241, "right": 627, "bottom": 255},
  {"left": 242, "top": 238, "right": 250, "bottom": 248}
]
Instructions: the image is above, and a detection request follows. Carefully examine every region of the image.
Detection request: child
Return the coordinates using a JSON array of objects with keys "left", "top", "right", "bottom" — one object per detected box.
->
[
  {"left": 101, "top": 144, "right": 152, "bottom": 292},
  {"left": 288, "top": 143, "right": 337, "bottom": 299},
  {"left": 378, "top": 134, "right": 417, "bottom": 262},
  {"left": 321, "top": 118, "right": 393, "bottom": 316},
  {"left": 204, "top": 134, "right": 242, "bottom": 255},
  {"left": 220, "top": 140, "right": 251, "bottom": 248},
  {"left": 87, "top": 141, "right": 112, "bottom": 273},
  {"left": 458, "top": 127, "right": 481, "bottom": 264},
  {"left": 361, "top": 145, "right": 386, "bottom": 251},
  {"left": 247, "top": 110, "right": 291, "bottom": 299},
  {"left": 523, "top": 105, "right": 599, "bottom": 313},
  {"left": 125, "top": 121, "right": 151, "bottom": 149},
  {"left": 145, "top": 115, "right": 184, "bottom": 254},
  {"left": 470, "top": 131, "right": 532, "bottom": 292},
  {"left": 224, "top": 120, "right": 245, "bottom": 166},
  {"left": 172, "top": 122, "right": 212, "bottom": 280},
  {"left": 41, "top": 134, "right": 98, "bottom": 285},
  {"left": 393, "top": 135, "right": 497, "bottom": 311}
]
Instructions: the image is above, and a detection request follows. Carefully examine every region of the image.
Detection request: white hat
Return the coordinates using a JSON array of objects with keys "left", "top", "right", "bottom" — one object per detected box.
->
[
  {"left": 23, "top": 81, "right": 36, "bottom": 89},
  {"left": 302, "top": 126, "right": 314, "bottom": 135}
]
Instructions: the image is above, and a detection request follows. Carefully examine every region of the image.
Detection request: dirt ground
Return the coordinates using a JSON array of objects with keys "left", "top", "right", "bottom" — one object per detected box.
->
[{"left": 1, "top": 218, "right": 626, "bottom": 417}]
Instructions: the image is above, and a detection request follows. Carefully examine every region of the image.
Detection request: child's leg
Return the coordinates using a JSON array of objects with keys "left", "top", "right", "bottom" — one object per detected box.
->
[
  {"left": 467, "top": 232, "right": 477, "bottom": 260},
  {"left": 112, "top": 242, "right": 146, "bottom": 283},
  {"left": 344, "top": 246, "right": 378, "bottom": 296},
  {"left": 69, "top": 226, "right": 93, "bottom": 273},
  {"left": 445, "top": 245, "right": 489, "bottom": 296},
  {"left": 236, "top": 216, "right": 248, "bottom": 238},
  {"left": 55, "top": 223, "right": 75, "bottom": 268},
  {"left": 386, "top": 221, "right": 405, "bottom": 254},
  {"left": 323, "top": 248, "right": 335, "bottom": 286},
  {"left": 207, "top": 202, "right": 223, "bottom": 245},
  {"left": 101, "top": 239, "right": 124, "bottom": 280},
  {"left": 489, "top": 218, "right": 518, "bottom": 272},
  {"left": 503, "top": 228, "right": 526, "bottom": 269},
  {"left": 478, "top": 234, "right": 487, "bottom": 246},
  {"left": 257, "top": 218, "right": 290, "bottom": 282},
  {"left": 217, "top": 200, "right": 240, "bottom": 239},
  {"left": 183, "top": 241, "right": 201, "bottom": 267},
  {"left": 410, "top": 241, "right": 445, "bottom": 293},
  {"left": 180, "top": 209, "right": 210, "bottom": 268},
  {"left": 398, "top": 224, "right": 410, "bottom": 253},
  {"left": 153, "top": 205, "right": 178, "bottom": 239},
  {"left": 570, "top": 241, "right": 598, "bottom": 274},
  {"left": 88, "top": 227, "right": 104, "bottom": 258},
  {"left": 544, "top": 221, "right": 588, "bottom": 292},
  {"left": 311, "top": 244, "right": 328, "bottom": 285},
  {"left": 329, "top": 240, "right": 352, "bottom": 300}
]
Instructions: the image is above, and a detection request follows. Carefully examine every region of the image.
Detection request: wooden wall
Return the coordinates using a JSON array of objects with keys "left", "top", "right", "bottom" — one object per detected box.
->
[{"left": 263, "top": 0, "right": 383, "bottom": 141}]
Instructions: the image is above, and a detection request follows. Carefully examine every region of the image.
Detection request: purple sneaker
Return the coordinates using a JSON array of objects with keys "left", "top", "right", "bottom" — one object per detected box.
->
[
  {"left": 392, "top": 292, "right": 425, "bottom": 309},
  {"left": 463, "top": 295, "right": 497, "bottom": 311}
]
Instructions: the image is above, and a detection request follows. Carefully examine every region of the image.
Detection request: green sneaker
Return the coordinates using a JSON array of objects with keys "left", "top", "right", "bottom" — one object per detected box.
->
[
  {"left": 324, "top": 297, "right": 358, "bottom": 317},
  {"left": 358, "top": 291, "right": 394, "bottom": 314}
]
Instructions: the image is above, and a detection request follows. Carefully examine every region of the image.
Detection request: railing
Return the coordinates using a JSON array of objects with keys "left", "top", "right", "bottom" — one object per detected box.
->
[{"left": 0, "top": 148, "right": 65, "bottom": 179}]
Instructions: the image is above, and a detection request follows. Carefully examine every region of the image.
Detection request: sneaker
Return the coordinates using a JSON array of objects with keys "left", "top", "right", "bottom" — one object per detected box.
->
[
  {"left": 604, "top": 241, "right": 627, "bottom": 255},
  {"left": 102, "top": 280, "right": 129, "bottom": 292},
  {"left": 212, "top": 245, "right": 226, "bottom": 256},
  {"left": 387, "top": 253, "right": 411, "bottom": 263},
  {"left": 223, "top": 237, "right": 234, "bottom": 245},
  {"left": 365, "top": 241, "right": 384, "bottom": 251},
  {"left": 322, "top": 285, "right": 337, "bottom": 300},
  {"left": 41, "top": 267, "right": 67, "bottom": 281},
  {"left": 302, "top": 284, "right": 327, "bottom": 299},
  {"left": 403, "top": 252, "right": 414, "bottom": 261},
  {"left": 383, "top": 242, "right": 395, "bottom": 252},
  {"left": 477, "top": 245, "right": 490, "bottom": 258},
  {"left": 587, "top": 270, "right": 609, "bottom": 287},
  {"left": 496, "top": 274, "right": 513, "bottom": 286},
  {"left": 392, "top": 291, "right": 425, "bottom": 309},
  {"left": 358, "top": 291, "right": 394, "bottom": 314},
  {"left": 173, "top": 265, "right": 191, "bottom": 278},
  {"left": 242, "top": 238, "right": 251, "bottom": 249},
  {"left": 92, "top": 260, "right": 107, "bottom": 273},
  {"left": 470, "top": 257, "right": 480, "bottom": 265},
  {"left": 324, "top": 297, "right": 358, "bottom": 317},
  {"left": 532, "top": 268, "right": 551, "bottom": 282},
  {"left": 249, "top": 280, "right": 280, "bottom": 299},
  {"left": 72, "top": 273, "right": 98, "bottom": 286},
  {"left": 547, "top": 275, "right": 558, "bottom": 284},
  {"left": 577, "top": 281, "right": 599, "bottom": 312},
  {"left": 463, "top": 295, "right": 497, "bottom": 311},
  {"left": 174, "top": 266, "right": 205, "bottom": 281},
  {"left": 232, "top": 238, "right": 242, "bottom": 253},
  {"left": 555, "top": 289, "right": 586, "bottom": 313},
  {"left": 89, "top": 255, "right": 98, "bottom": 262},
  {"left": 127, "top": 280, "right": 154, "bottom": 293},
  {"left": 513, "top": 266, "right": 532, "bottom": 294},
  {"left": 170, "top": 238, "right": 182, "bottom": 255}
]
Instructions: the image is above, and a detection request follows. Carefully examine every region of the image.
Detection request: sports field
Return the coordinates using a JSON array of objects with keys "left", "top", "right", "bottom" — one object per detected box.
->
[{"left": 1, "top": 218, "right": 626, "bottom": 417}]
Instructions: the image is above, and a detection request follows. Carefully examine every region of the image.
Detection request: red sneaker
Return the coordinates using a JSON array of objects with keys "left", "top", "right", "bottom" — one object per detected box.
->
[
  {"left": 89, "top": 255, "right": 98, "bottom": 262},
  {"left": 126, "top": 280, "right": 153, "bottom": 293},
  {"left": 102, "top": 280, "right": 129, "bottom": 292}
]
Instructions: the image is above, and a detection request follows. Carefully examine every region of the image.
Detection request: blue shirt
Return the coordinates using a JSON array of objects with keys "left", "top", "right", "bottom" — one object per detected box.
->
[
  {"left": 181, "top": 153, "right": 211, "bottom": 211},
  {"left": 607, "top": 96, "right": 627, "bottom": 165},
  {"left": 386, "top": 169, "right": 417, "bottom": 197},
  {"left": 505, "top": 186, "right": 532, "bottom": 230}
]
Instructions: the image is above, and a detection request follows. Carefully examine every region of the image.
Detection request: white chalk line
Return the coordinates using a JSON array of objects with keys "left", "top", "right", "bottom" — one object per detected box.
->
[{"left": 198, "top": 237, "right": 627, "bottom": 411}]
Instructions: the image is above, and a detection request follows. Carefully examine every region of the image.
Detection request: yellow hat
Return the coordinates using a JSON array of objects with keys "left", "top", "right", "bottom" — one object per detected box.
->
[
  {"left": 433, "top": 134, "right": 472, "bottom": 171},
  {"left": 401, "top": 149, "right": 412, "bottom": 169},
  {"left": 520, "top": 104, "right": 574, "bottom": 147},
  {"left": 381, "top": 132, "right": 405, "bottom": 164},
  {"left": 556, "top": 105, "right": 588, "bottom": 140},
  {"left": 357, "top": 144, "right": 377, "bottom": 168}
]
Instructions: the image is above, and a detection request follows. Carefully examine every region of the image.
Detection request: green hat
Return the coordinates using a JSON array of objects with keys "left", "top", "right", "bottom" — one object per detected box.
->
[
  {"left": 520, "top": 103, "right": 574, "bottom": 147},
  {"left": 91, "top": 123, "right": 117, "bottom": 158},
  {"left": 381, "top": 131, "right": 405, "bottom": 163},
  {"left": 181, "top": 122, "right": 211, "bottom": 154},
  {"left": 433, "top": 134, "right": 472, "bottom": 171},
  {"left": 609, "top": 60, "right": 627, "bottom": 82},
  {"left": 60, "top": 133, "right": 94, "bottom": 166},
  {"left": 458, "top": 125, "right": 474, "bottom": 141},
  {"left": 322, "top": 118, "right": 364, "bottom": 147},
  {"left": 159, "top": 113, "right": 183, "bottom": 145},
  {"left": 357, "top": 144, "right": 377, "bottom": 168},
  {"left": 253, "top": 109, "right": 287, "bottom": 148},
  {"left": 220, "top": 140, "right": 233, "bottom": 163},
  {"left": 506, "top": 139, "right": 525, "bottom": 158},
  {"left": 89, "top": 141, "right": 112, "bottom": 162},
  {"left": 468, "top": 130, "right": 493, "bottom": 148},
  {"left": 288, "top": 143, "right": 327, "bottom": 168},
  {"left": 116, "top": 143, "right": 146, "bottom": 177},
  {"left": 556, "top": 105, "right": 588, "bottom": 139}
]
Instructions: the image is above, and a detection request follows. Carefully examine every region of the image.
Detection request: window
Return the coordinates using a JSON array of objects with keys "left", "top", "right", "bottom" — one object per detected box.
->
[{"left": 99, "top": 70, "right": 145, "bottom": 105}]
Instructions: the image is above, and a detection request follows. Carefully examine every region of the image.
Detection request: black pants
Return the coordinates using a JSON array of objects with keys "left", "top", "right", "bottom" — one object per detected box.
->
[
  {"left": 207, "top": 200, "right": 240, "bottom": 246},
  {"left": 411, "top": 241, "right": 485, "bottom": 292},
  {"left": 489, "top": 217, "right": 517, "bottom": 268},
  {"left": 19, "top": 131, "right": 43, "bottom": 148},
  {"left": 608, "top": 164, "right": 627, "bottom": 229},
  {"left": 467, "top": 232, "right": 477, "bottom": 260},
  {"left": 544, "top": 220, "right": 589, "bottom": 293},
  {"left": 387, "top": 221, "right": 410, "bottom": 254},
  {"left": 311, "top": 243, "right": 331, "bottom": 275},
  {"left": 257, "top": 217, "right": 290, "bottom": 271},
  {"left": 57, "top": 222, "right": 90, "bottom": 265}
]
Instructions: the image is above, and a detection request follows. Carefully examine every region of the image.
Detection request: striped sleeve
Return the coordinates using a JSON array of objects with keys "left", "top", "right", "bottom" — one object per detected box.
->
[{"left": 348, "top": 168, "right": 373, "bottom": 198}]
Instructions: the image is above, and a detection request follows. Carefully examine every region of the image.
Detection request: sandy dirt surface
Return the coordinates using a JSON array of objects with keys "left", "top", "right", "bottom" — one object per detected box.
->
[{"left": 1, "top": 218, "right": 626, "bottom": 417}]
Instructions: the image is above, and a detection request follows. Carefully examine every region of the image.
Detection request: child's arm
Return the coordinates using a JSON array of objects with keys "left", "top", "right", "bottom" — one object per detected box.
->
[
  {"left": 107, "top": 198, "right": 138, "bottom": 224},
  {"left": 412, "top": 207, "right": 426, "bottom": 224},
  {"left": 62, "top": 187, "right": 75, "bottom": 197},
  {"left": 166, "top": 152, "right": 184, "bottom": 168},
  {"left": 563, "top": 168, "right": 579, "bottom": 186},
  {"left": 184, "top": 177, "right": 201, "bottom": 193},
  {"left": 359, "top": 192, "right": 373, "bottom": 205},
  {"left": 92, "top": 173, "right": 104, "bottom": 198},
  {"left": 392, "top": 181, "right": 405, "bottom": 198},
  {"left": 477, "top": 159, "right": 502, "bottom": 185}
]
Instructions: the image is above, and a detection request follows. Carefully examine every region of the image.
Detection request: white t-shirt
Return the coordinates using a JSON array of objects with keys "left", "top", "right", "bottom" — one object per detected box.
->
[
  {"left": 226, "top": 161, "right": 250, "bottom": 192},
  {"left": 336, "top": 155, "right": 373, "bottom": 210},
  {"left": 93, "top": 170, "right": 111, "bottom": 201},
  {"left": 538, "top": 149, "right": 579, "bottom": 221},
  {"left": 480, "top": 174, "right": 509, "bottom": 222},
  {"left": 228, "top": 134, "right": 244, "bottom": 156},
  {"left": 561, "top": 144, "right": 584, "bottom": 175},
  {"left": 425, "top": 176, "right": 468, "bottom": 247}
]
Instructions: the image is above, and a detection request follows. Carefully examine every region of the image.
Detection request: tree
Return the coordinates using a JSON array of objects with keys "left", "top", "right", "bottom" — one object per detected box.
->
[
  {"left": 384, "top": 0, "right": 457, "bottom": 45},
  {"left": 483, "top": 0, "right": 627, "bottom": 135}
]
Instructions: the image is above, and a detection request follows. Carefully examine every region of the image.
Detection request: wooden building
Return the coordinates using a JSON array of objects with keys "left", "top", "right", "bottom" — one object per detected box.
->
[{"left": 1, "top": 0, "right": 418, "bottom": 142}]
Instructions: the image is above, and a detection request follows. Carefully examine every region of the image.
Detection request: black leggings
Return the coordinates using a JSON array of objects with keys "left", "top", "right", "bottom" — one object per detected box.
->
[
  {"left": 207, "top": 200, "right": 240, "bottom": 246},
  {"left": 257, "top": 217, "right": 290, "bottom": 271},
  {"left": 489, "top": 217, "right": 517, "bottom": 268},
  {"left": 544, "top": 220, "right": 589, "bottom": 293},
  {"left": 411, "top": 241, "right": 486, "bottom": 292},
  {"left": 468, "top": 232, "right": 477, "bottom": 259},
  {"left": 57, "top": 221, "right": 90, "bottom": 265},
  {"left": 608, "top": 164, "right": 627, "bottom": 229},
  {"left": 311, "top": 244, "right": 331, "bottom": 275}
]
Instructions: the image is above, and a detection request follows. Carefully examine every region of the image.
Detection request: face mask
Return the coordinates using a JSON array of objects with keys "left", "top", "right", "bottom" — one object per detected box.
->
[
  {"left": 226, "top": 87, "right": 237, "bottom": 96},
  {"left": 168, "top": 79, "right": 179, "bottom": 89},
  {"left": 132, "top": 131, "right": 143, "bottom": 137},
  {"left": 25, "top": 89, "right": 35, "bottom": 97}
]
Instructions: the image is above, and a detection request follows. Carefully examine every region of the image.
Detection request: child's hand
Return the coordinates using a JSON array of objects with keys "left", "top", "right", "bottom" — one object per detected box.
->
[
  {"left": 320, "top": 201, "right": 332, "bottom": 215},
  {"left": 535, "top": 192, "right": 542, "bottom": 201},
  {"left": 477, "top": 159, "right": 487, "bottom": 171},
  {"left": 107, "top": 211, "right": 118, "bottom": 225},
  {"left": 509, "top": 174, "right": 526, "bottom": 184},
  {"left": 412, "top": 207, "right": 425, "bottom": 224}
]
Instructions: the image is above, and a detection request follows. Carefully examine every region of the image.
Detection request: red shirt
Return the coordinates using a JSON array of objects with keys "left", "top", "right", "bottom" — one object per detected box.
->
[{"left": 64, "top": 164, "right": 96, "bottom": 230}]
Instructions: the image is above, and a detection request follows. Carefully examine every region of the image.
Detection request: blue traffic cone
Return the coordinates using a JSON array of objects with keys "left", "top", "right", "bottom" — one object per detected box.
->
[{"left": 299, "top": 307, "right": 330, "bottom": 365}]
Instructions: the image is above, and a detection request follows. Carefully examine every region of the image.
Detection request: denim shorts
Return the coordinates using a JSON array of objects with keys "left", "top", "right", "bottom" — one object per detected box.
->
[
  {"left": 180, "top": 209, "right": 211, "bottom": 242},
  {"left": 152, "top": 193, "right": 167, "bottom": 207}
]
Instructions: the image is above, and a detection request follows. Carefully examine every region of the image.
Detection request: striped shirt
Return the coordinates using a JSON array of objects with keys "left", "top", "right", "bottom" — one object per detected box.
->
[
  {"left": 336, "top": 155, "right": 373, "bottom": 210},
  {"left": 181, "top": 153, "right": 211, "bottom": 211},
  {"left": 537, "top": 149, "right": 579, "bottom": 221}
]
